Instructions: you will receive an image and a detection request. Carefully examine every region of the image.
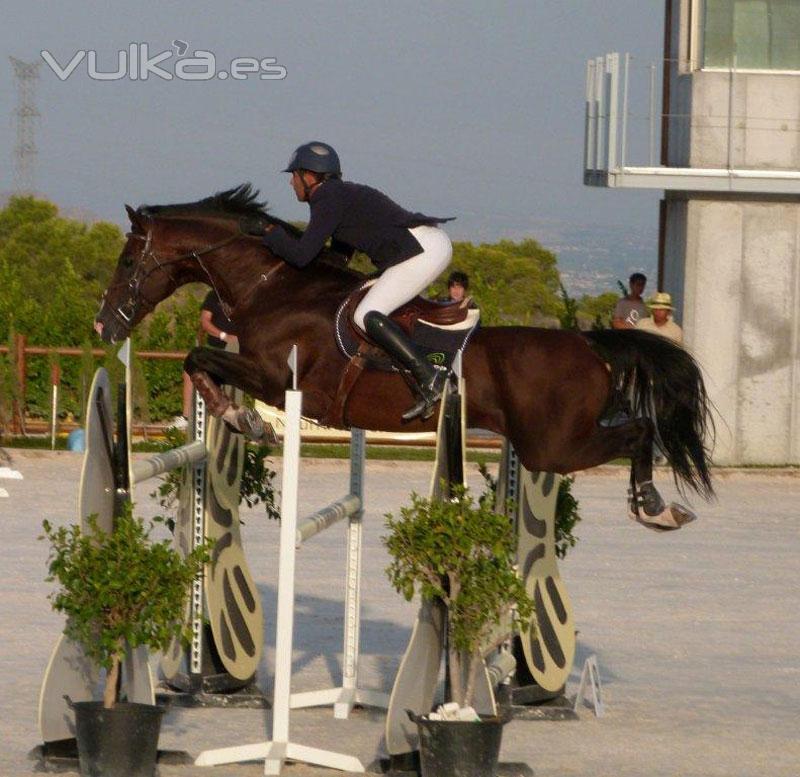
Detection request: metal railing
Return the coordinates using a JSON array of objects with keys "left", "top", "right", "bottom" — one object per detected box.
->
[
  {"left": 584, "top": 52, "right": 662, "bottom": 180},
  {"left": 584, "top": 52, "right": 800, "bottom": 191}
]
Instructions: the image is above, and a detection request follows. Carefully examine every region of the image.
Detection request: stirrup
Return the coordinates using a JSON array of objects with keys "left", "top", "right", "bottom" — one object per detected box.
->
[{"left": 401, "top": 369, "right": 448, "bottom": 422}]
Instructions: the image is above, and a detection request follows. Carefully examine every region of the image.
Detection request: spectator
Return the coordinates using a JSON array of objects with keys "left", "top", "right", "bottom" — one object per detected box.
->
[
  {"left": 171, "top": 290, "right": 238, "bottom": 429},
  {"left": 612, "top": 272, "right": 648, "bottom": 329},
  {"left": 636, "top": 292, "right": 683, "bottom": 344},
  {"left": 447, "top": 270, "right": 469, "bottom": 302},
  {"left": 443, "top": 270, "right": 477, "bottom": 308}
]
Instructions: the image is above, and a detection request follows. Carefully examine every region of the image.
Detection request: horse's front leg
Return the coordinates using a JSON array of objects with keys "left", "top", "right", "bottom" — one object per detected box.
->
[{"left": 184, "top": 347, "right": 277, "bottom": 444}]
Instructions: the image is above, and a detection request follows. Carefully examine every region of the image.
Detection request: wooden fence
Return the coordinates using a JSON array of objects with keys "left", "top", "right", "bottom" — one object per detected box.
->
[{"left": 0, "top": 333, "right": 185, "bottom": 437}]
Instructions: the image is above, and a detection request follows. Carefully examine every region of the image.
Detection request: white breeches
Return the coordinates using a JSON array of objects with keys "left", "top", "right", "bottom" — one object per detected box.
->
[{"left": 353, "top": 225, "right": 452, "bottom": 330}]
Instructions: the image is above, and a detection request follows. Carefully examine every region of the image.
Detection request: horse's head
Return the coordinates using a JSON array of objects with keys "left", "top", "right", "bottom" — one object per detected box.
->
[
  {"left": 94, "top": 205, "right": 183, "bottom": 343},
  {"left": 96, "top": 185, "right": 279, "bottom": 343}
]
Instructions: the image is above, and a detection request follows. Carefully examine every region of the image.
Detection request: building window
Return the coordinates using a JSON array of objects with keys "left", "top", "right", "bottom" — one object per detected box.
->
[{"left": 703, "top": 0, "right": 800, "bottom": 70}]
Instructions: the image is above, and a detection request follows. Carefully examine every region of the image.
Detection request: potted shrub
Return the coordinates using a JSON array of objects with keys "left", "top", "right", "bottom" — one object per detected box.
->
[
  {"left": 383, "top": 485, "right": 534, "bottom": 777},
  {"left": 41, "top": 506, "right": 209, "bottom": 777}
]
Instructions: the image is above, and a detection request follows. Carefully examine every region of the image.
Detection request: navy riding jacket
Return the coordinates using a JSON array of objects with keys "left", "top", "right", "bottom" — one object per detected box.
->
[{"left": 261, "top": 178, "right": 452, "bottom": 271}]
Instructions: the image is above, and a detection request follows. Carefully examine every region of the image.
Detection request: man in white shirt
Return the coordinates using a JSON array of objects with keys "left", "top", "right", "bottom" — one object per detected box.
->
[
  {"left": 612, "top": 272, "right": 648, "bottom": 329},
  {"left": 636, "top": 292, "right": 683, "bottom": 344}
]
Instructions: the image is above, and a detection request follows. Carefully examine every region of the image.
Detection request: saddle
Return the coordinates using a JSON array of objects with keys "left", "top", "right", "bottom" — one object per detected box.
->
[
  {"left": 324, "top": 281, "right": 480, "bottom": 428},
  {"left": 339, "top": 281, "right": 471, "bottom": 338}
]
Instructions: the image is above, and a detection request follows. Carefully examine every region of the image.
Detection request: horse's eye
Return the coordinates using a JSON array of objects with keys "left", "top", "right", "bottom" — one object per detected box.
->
[{"left": 122, "top": 254, "right": 133, "bottom": 268}]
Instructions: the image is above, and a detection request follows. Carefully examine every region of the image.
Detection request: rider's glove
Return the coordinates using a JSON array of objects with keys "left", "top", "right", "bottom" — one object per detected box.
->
[{"left": 239, "top": 216, "right": 274, "bottom": 237}]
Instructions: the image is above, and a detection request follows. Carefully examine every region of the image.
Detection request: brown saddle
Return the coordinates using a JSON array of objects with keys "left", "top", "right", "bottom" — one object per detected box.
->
[
  {"left": 323, "top": 284, "right": 472, "bottom": 429},
  {"left": 341, "top": 282, "right": 471, "bottom": 339}
]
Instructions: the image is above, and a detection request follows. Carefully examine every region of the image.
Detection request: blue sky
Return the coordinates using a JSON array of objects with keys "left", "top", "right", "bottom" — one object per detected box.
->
[{"left": 1, "top": 1, "right": 664, "bottom": 243}]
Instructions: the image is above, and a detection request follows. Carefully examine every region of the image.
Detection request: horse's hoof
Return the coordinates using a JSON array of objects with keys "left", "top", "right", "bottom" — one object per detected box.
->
[
  {"left": 629, "top": 502, "right": 697, "bottom": 532},
  {"left": 668, "top": 502, "right": 697, "bottom": 527},
  {"left": 226, "top": 407, "right": 278, "bottom": 445}
]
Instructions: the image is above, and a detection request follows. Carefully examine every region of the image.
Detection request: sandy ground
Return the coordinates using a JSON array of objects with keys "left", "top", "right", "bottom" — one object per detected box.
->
[{"left": 1, "top": 448, "right": 798, "bottom": 777}]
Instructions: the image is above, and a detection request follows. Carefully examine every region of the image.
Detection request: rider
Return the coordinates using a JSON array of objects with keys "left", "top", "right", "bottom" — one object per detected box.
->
[{"left": 242, "top": 141, "right": 454, "bottom": 421}]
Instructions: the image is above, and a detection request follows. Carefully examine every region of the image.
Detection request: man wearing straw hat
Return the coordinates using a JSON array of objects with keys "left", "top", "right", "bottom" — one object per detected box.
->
[{"left": 636, "top": 292, "right": 683, "bottom": 345}]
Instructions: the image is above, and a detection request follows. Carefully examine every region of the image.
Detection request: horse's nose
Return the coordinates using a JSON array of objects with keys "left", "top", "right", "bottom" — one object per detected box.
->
[{"left": 94, "top": 320, "right": 104, "bottom": 337}]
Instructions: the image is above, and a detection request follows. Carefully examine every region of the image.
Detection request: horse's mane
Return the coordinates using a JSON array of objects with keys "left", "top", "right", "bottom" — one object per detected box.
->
[
  {"left": 139, "top": 183, "right": 364, "bottom": 281},
  {"left": 138, "top": 183, "right": 303, "bottom": 237}
]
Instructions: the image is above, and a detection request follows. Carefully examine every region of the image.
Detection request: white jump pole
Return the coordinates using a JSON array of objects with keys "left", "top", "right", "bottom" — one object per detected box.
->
[
  {"left": 289, "top": 425, "right": 389, "bottom": 718},
  {"left": 130, "top": 439, "right": 206, "bottom": 483},
  {"left": 196, "top": 346, "right": 364, "bottom": 774}
]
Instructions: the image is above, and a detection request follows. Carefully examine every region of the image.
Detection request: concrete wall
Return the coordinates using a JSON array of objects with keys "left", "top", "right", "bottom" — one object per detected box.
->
[
  {"left": 666, "top": 195, "right": 800, "bottom": 465},
  {"left": 661, "top": 195, "right": 687, "bottom": 312},
  {"left": 664, "top": 0, "right": 800, "bottom": 171},
  {"left": 690, "top": 71, "right": 800, "bottom": 170}
]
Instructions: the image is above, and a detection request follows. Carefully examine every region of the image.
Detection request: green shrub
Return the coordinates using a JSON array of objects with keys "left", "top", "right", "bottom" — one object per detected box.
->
[
  {"left": 41, "top": 507, "right": 210, "bottom": 708},
  {"left": 479, "top": 461, "right": 581, "bottom": 560},
  {"left": 383, "top": 486, "right": 534, "bottom": 707}
]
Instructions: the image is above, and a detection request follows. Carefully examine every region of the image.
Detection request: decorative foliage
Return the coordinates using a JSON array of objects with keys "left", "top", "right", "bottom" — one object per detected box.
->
[
  {"left": 41, "top": 507, "right": 210, "bottom": 708},
  {"left": 383, "top": 485, "right": 534, "bottom": 707},
  {"left": 478, "top": 461, "right": 582, "bottom": 560},
  {"left": 150, "top": 428, "right": 279, "bottom": 526},
  {"left": 554, "top": 476, "right": 581, "bottom": 560}
]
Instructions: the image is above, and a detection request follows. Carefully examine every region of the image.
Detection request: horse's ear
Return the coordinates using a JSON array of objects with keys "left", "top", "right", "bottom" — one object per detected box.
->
[{"left": 125, "top": 204, "right": 145, "bottom": 232}]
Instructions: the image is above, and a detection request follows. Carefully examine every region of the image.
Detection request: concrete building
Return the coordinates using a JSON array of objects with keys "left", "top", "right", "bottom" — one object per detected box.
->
[{"left": 585, "top": 0, "right": 800, "bottom": 465}]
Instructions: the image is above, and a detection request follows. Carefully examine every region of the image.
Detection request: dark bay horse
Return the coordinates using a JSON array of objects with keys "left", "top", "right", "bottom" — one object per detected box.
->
[{"left": 95, "top": 185, "right": 713, "bottom": 528}]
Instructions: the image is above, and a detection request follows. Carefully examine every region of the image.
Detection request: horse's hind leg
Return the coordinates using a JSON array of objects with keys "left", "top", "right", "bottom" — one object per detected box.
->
[
  {"left": 527, "top": 416, "right": 653, "bottom": 477},
  {"left": 184, "top": 347, "right": 276, "bottom": 443},
  {"left": 534, "top": 418, "right": 695, "bottom": 531},
  {"left": 623, "top": 419, "right": 697, "bottom": 531}
]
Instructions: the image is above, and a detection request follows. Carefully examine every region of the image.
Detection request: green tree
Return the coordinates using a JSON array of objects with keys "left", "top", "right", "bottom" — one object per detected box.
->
[
  {"left": 0, "top": 195, "right": 58, "bottom": 246},
  {"left": 0, "top": 197, "right": 127, "bottom": 416},
  {"left": 343, "top": 238, "right": 565, "bottom": 327},
  {"left": 558, "top": 282, "right": 580, "bottom": 330},
  {"left": 425, "top": 238, "right": 563, "bottom": 326},
  {"left": 0, "top": 195, "right": 202, "bottom": 419},
  {"left": 577, "top": 291, "right": 618, "bottom": 329}
]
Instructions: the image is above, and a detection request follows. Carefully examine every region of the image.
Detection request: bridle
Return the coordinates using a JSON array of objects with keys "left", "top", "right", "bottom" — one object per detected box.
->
[{"left": 103, "top": 221, "right": 241, "bottom": 328}]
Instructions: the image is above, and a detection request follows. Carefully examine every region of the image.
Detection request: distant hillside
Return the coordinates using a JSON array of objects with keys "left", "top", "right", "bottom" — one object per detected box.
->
[
  {"left": 452, "top": 214, "right": 658, "bottom": 297},
  {"left": 536, "top": 222, "right": 657, "bottom": 297}
]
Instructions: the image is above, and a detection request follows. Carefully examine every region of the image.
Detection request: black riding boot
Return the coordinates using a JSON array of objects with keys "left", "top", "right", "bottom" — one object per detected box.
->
[{"left": 363, "top": 311, "right": 448, "bottom": 421}]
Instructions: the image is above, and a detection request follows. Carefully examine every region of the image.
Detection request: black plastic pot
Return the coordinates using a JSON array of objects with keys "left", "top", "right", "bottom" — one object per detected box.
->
[
  {"left": 407, "top": 709, "right": 505, "bottom": 777},
  {"left": 70, "top": 700, "right": 164, "bottom": 777}
]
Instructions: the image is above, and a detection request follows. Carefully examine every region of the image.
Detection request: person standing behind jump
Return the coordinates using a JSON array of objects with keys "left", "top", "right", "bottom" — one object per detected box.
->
[
  {"left": 612, "top": 272, "right": 648, "bottom": 329},
  {"left": 636, "top": 292, "right": 683, "bottom": 344},
  {"left": 173, "top": 290, "right": 238, "bottom": 429},
  {"left": 241, "top": 141, "right": 454, "bottom": 421}
]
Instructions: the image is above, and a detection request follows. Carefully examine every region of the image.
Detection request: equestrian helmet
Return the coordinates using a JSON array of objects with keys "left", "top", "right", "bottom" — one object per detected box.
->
[{"left": 283, "top": 142, "right": 341, "bottom": 175}]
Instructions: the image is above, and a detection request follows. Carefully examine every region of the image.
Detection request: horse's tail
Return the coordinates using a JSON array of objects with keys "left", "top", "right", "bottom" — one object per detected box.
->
[{"left": 584, "top": 329, "right": 714, "bottom": 498}]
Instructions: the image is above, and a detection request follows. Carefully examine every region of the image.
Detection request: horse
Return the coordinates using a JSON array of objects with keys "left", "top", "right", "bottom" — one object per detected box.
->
[{"left": 95, "top": 185, "right": 714, "bottom": 529}]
